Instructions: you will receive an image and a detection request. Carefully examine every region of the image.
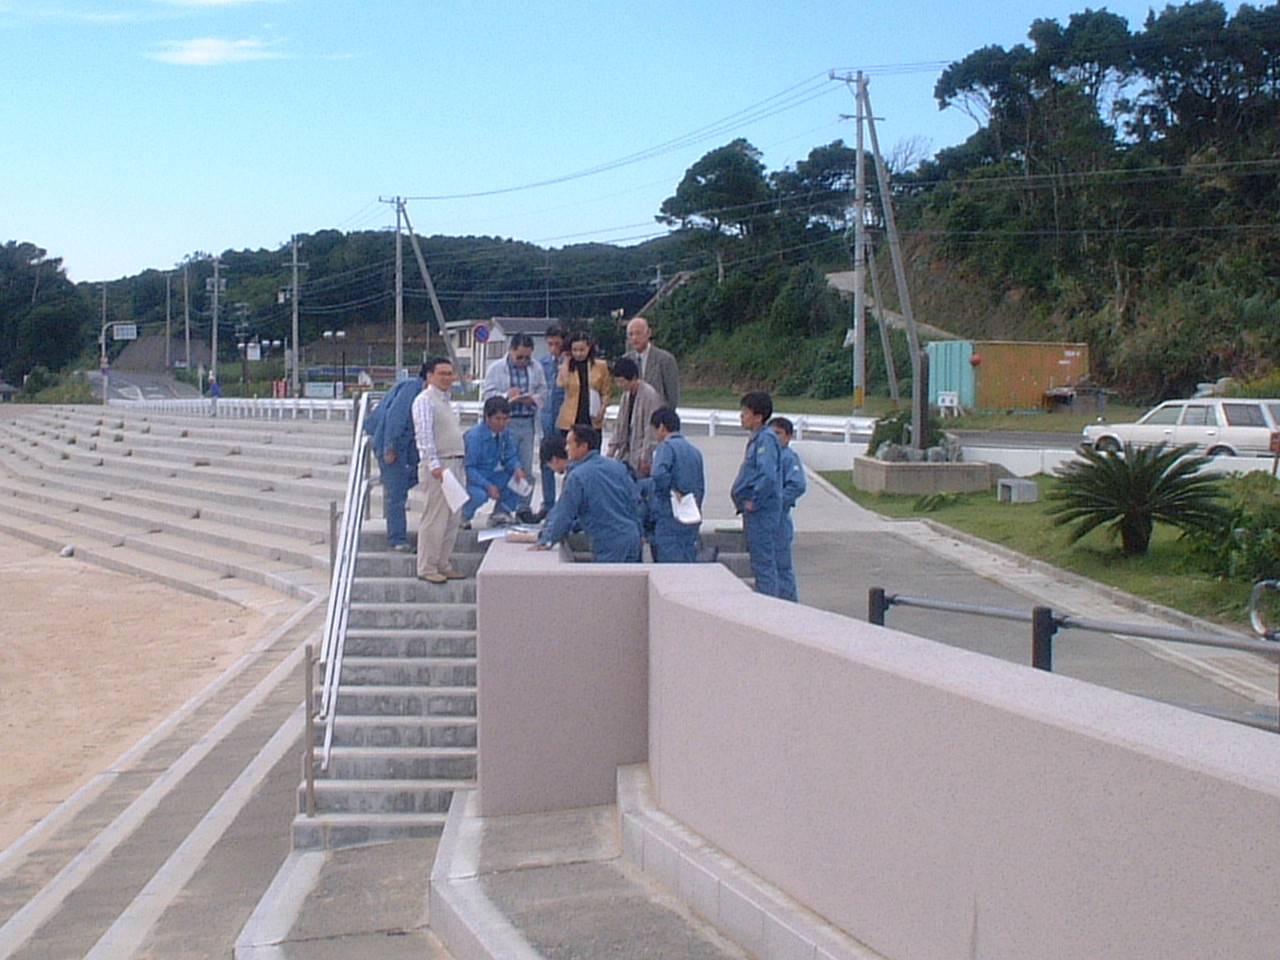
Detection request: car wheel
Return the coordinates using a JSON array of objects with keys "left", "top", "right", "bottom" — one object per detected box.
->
[
  {"left": 1206, "top": 446, "right": 1235, "bottom": 457},
  {"left": 1095, "top": 437, "right": 1122, "bottom": 453}
]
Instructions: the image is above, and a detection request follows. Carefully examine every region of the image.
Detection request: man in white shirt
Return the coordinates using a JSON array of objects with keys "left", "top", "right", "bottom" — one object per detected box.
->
[{"left": 411, "top": 358, "right": 467, "bottom": 584}]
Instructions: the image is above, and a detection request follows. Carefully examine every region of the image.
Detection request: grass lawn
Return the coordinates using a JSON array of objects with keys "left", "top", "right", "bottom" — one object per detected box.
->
[
  {"left": 682, "top": 386, "right": 1148, "bottom": 434},
  {"left": 821, "top": 471, "right": 1254, "bottom": 627}
]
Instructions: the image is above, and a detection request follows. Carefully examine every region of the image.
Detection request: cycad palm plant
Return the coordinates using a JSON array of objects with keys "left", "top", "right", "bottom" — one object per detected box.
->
[{"left": 1046, "top": 443, "right": 1228, "bottom": 556}]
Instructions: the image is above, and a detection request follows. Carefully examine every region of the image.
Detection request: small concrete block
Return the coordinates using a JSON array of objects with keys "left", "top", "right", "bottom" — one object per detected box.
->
[
  {"left": 764, "top": 914, "right": 817, "bottom": 960},
  {"left": 997, "top": 478, "right": 1039, "bottom": 503},
  {"left": 718, "top": 882, "right": 765, "bottom": 955},
  {"left": 677, "top": 851, "right": 720, "bottom": 922},
  {"left": 621, "top": 812, "right": 645, "bottom": 867}
]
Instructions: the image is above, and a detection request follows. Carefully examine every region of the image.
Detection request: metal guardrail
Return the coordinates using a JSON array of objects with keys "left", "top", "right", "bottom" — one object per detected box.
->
[
  {"left": 869, "top": 586, "right": 1280, "bottom": 728},
  {"left": 112, "top": 397, "right": 877, "bottom": 443},
  {"left": 311, "top": 391, "right": 375, "bottom": 783}
]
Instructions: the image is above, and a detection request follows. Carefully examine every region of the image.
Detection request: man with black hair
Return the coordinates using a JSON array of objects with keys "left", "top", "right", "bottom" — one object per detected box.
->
[
  {"left": 770, "top": 416, "right": 807, "bottom": 602},
  {"left": 482, "top": 332, "right": 546, "bottom": 521},
  {"left": 644, "top": 407, "right": 705, "bottom": 563},
  {"left": 411, "top": 358, "right": 467, "bottom": 584},
  {"left": 534, "top": 424, "right": 641, "bottom": 563},
  {"left": 463, "top": 396, "right": 527, "bottom": 527},
  {"left": 537, "top": 324, "right": 567, "bottom": 519},
  {"left": 731, "top": 391, "right": 784, "bottom": 597}
]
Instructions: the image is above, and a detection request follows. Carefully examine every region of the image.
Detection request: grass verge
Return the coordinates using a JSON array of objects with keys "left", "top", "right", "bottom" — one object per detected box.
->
[{"left": 821, "top": 471, "right": 1253, "bottom": 627}]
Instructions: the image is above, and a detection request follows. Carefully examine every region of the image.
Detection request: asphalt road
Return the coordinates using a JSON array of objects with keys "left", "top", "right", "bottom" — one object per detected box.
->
[{"left": 88, "top": 371, "right": 201, "bottom": 403}]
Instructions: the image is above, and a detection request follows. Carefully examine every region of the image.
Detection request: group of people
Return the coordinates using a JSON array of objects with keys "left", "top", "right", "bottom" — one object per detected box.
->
[{"left": 363, "top": 315, "right": 805, "bottom": 599}]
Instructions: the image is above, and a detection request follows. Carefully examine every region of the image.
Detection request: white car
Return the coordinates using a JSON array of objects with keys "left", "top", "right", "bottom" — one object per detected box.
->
[{"left": 1081, "top": 398, "right": 1280, "bottom": 457}]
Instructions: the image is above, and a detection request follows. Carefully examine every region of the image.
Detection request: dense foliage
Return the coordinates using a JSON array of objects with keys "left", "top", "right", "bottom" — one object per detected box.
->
[{"left": 0, "top": 242, "right": 91, "bottom": 384}]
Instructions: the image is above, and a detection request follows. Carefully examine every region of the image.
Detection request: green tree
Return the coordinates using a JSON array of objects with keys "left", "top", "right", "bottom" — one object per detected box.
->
[
  {"left": 657, "top": 139, "right": 773, "bottom": 239},
  {"left": 1047, "top": 443, "right": 1227, "bottom": 556}
]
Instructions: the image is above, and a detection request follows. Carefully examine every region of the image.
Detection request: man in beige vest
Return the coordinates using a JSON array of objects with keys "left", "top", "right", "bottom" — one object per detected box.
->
[{"left": 411, "top": 358, "right": 467, "bottom": 583}]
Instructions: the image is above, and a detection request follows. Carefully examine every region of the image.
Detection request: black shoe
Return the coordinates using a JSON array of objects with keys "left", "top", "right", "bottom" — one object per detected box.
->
[{"left": 516, "top": 508, "right": 539, "bottom": 525}]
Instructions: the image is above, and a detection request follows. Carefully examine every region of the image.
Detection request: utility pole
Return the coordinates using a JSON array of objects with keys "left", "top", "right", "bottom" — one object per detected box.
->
[
  {"left": 288, "top": 236, "right": 307, "bottom": 396},
  {"left": 183, "top": 260, "right": 192, "bottom": 371},
  {"left": 397, "top": 199, "right": 460, "bottom": 371},
  {"left": 165, "top": 272, "right": 172, "bottom": 372},
  {"left": 395, "top": 200, "right": 405, "bottom": 376},
  {"left": 208, "top": 257, "right": 224, "bottom": 382},
  {"left": 853, "top": 70, "right": 867, "bottom": 412}
]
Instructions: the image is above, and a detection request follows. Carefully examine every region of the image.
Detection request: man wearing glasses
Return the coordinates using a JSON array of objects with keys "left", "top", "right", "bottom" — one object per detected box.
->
[{"left": 481, "top": 333, "right": 547, "bottom": 523}]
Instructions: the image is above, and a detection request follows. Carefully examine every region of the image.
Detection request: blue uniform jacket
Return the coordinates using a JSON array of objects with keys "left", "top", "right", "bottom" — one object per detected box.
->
[
  {"left": 646, "top": 433, "right": 705, "bottom": 521},
  {"left": 539, "top": 451, "right": 641, "bottom": 561},
  {"left": 364, "top": 377, "right": 423, "bottom": 479},
  {"left": 540, "top": 353, "right": 566, "bottom": 433},
  {"left": 780, "top": 445, "right": 806, "bottom": 511},
  {"left": 464, "top": 422, "right": 523, "bottom": 489},
  {"left": 731, "top": 425, "right": 783, "bottom": 512}
]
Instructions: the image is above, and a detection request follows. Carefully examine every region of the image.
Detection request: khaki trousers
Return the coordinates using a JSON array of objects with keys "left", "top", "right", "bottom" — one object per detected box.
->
[{"left": 417, "top": 456, "right": 464, "bottom": 578}]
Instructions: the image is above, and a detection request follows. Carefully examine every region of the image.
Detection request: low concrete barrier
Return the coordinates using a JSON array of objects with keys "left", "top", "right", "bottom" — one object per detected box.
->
[{"left": 476, "top": 540, "right": 1280, "bottom": 960}]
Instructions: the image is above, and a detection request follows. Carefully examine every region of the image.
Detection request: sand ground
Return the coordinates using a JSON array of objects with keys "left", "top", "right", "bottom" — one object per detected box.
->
[{"left": 0, "top": 531, "right": 271, "bottom": 850}]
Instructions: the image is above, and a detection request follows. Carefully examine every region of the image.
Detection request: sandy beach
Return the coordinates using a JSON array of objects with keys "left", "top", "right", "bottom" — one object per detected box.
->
[{"left": 0, "top": 530, "right": 270, "bottom": 850}]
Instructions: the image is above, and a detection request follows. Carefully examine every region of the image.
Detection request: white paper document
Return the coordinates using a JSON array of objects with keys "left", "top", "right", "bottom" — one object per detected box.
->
[
  {"left": 507, "top": 475, "right": 533, "bottom": 498},
  {"left": 672, "top": 491, "right": 702, "bottom": 525},
  {"left": 442, "top": 469, "right": 469, "bottom": 512}
]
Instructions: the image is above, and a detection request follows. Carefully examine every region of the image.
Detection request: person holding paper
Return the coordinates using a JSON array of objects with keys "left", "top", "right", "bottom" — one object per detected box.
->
[
  {"left": 556, "top": 331, "right": 612, "bottom": 432},
  {"left": 411, "top": 357, "right": 467, "bottom": 584},
  {"left": 462, "top": 396, "right": 527, "bottom": 528},
  {"left": 770, "top": 416, "right": 807, "bottom": 602},
  {"left": 481, "top": 333, "right": 546, "bottom": 521},
  {"left": 731, "top": 391, "right": 784, "bottom": 598},
  {"left": 643, "top": 407, "right": 705, "bottom": 563}
]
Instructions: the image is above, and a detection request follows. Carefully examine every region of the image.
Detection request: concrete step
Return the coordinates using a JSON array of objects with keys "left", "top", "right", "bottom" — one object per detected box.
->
[
  {"left": 291, "top": 812, "right": 447, "bottom": 849},
  {"left": 0, "top": 509, "right": 287, "bottom": 608},
  {"left": 354, "top": 550, "right": 485, "bottom": 578},
  {"left": 349, "top": 576, "right": 478, "bottom": 604},
  {"left": 346, "top": 602, "right": 477, "bottom": 631},
  {"left": 342, "top": 628, "right": 476, "bottom": 659},
  {"left": 329, "top": 715, "right": 477, "bottom": 748},
  {"left": 300, "top": 778, "right": 470, "bottom": 815},
  {"left": 341, "top": 656, "right": 476, "bottom": 687},
  {"left": 324, "top": 746, "right": 477, "bottom": 781},
  {"left": 333, "top": 685, "right": 476, "bottom": 717}
]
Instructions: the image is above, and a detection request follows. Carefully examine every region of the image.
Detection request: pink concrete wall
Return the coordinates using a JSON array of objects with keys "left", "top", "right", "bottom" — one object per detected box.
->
[
  {"left": 475, "top": 541, "right": 649, "bottom": 816},
  {"left": 644, "top": 565, "right": 1280, "bottom": 960}
]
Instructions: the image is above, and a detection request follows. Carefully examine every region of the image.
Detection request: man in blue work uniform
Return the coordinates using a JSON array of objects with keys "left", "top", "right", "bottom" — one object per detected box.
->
[
  {"left": 537, "top": 324, "right": 567, "bottom": 520},
  {"left": 463, "top": 396, "right": 527, "bottom": 527},
  {"left": 643, "top": 408, "right": 705, "bottom": 563},
  {"left": 533, "top": 425, "right": 641, "bottom": 563},
  {"left": 364, "top": 371, "right": 423, "bottom": 550},
  {"left": 731, "top": 391, "right": 784, "bottom": 597},
  {"left": 770, "top": 416, "right": 807, "bottom": 602}
]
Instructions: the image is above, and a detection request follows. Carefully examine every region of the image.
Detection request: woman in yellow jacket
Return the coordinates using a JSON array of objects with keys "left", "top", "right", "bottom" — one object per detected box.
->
[{"left": 557, "top": 331, "right": 613, "bottom": 432}]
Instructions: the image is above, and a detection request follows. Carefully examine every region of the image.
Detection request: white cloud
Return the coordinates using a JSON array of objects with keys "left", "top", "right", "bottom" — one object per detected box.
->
[{"left": 149, "top": 35, "right": 286, "bottom": 65}]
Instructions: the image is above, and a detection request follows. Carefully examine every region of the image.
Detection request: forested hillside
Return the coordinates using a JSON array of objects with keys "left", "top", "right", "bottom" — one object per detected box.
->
[{"left": 3, "top": 0, "right": 1277, "bottom": 404}]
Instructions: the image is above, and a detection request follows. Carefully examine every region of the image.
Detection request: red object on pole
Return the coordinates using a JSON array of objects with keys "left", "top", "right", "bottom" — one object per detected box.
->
[{"left": 969, "top": 353, "right": 982, "bottom": 366}]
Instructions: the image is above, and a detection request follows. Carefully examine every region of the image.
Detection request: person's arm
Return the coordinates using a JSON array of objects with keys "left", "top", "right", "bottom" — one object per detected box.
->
[
  {"left": 413, "top": 393, "right": 442, "bottom": 475},
  {"left": 662, "top": 352, "right": 680, "bottom": 408},
  {"left": 537, "top": 473, "right": 581, "bottom": 546},
  {"left": 480, "top": 361, "right": 505, "bottom": 401}
]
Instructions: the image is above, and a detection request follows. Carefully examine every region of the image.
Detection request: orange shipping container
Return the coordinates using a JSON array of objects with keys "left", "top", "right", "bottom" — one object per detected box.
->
[{"left": 972, "top": 341, "right": 1090, "bottom": 411}]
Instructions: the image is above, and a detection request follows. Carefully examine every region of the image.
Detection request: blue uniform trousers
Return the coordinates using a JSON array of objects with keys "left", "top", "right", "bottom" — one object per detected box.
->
[
  {"left": 744, "top": 501, "right": 783, "bottom": 598},
  {"left": 777, "top": 509, "right": 798, "bottom": 602},
  {"left": 377, "top": 453, "right": 416, "bottom": 547},
  {"left": 464, "top": 471, "right": 520, "bottom": 521},
  {"left": 507, "top": 416, "right": 536, "bottom": 512},
  {"left": 651, "top": 520, "right": 698, "bottom": 563}
]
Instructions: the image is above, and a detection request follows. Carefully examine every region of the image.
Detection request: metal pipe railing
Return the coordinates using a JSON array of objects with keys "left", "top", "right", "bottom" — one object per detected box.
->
[{"left": 869, "top": 586, "right": 1280, "bottom": 727}]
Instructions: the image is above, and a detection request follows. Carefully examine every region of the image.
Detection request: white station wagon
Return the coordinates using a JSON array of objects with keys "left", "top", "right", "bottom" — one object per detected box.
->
[{"left": 1081, "top": 398, "right": 1280, "bottom": 458}]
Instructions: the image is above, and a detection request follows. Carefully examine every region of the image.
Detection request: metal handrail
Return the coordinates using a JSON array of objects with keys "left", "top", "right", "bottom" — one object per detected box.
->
[{"left": 313, "top": 391, "right": 375, "bottom": 775}]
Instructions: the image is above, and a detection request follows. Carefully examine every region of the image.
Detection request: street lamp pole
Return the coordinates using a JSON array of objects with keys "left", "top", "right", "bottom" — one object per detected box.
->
[{"left": 323, "top": 329, "right": 347, "bottom": 398}]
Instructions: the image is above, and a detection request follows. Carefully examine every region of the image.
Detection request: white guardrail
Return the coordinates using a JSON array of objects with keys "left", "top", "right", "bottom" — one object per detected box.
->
[{"left": 111, "top": 397, "right": 879, "bottom": 442}]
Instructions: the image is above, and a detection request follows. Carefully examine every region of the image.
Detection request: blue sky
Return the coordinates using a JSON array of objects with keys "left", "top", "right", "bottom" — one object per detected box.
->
[{"left": 2, "top": 0, "right": 1163, "bottom": 282}]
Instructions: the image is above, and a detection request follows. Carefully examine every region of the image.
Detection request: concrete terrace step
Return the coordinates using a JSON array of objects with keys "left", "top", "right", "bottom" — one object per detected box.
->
[
  {"left": 300, "top": 778, "right": 470, "bottom": 815},
  {"left": 341, "top": 628, "right": 477, "bottom": 659},
  {"left": 341, "top": 656, "right": 477, "bottom": 687},
  {"left": 324, "top": 746, "right": 477, "bottom": 781},
  {"left": 350, "top": 576, "right": 478, "bottom": 604},
  {"left": 291, "top": 811, "right": 448, "bottom": 849},
  {"left": 333, "top": 685, "right": 477, "bottom": 717},
  {"left": 0, "top": 509, "right": 288, "bottom": 608},
  {"left": 347, "top": 602, "right": 477, "bottom": 631},
  {"left": 329, "top": 714, "right": 477, "bottom": 748}
]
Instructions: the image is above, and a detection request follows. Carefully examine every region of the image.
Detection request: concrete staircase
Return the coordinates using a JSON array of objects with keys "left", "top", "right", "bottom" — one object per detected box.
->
[
  {"left": 0, "top": 405, "right": 351, "bottom": 606},
  {"left": 293, "top": 525, "right": 484, "bottom": 849}
]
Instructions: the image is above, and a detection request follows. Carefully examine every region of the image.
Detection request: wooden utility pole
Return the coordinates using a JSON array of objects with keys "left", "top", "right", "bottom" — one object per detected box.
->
[
  {"left": 394, "top": 201, "right": 404, "bottom": 376},
  {"left": 396, "top": 199, "right": 459, "bottom": 372}
]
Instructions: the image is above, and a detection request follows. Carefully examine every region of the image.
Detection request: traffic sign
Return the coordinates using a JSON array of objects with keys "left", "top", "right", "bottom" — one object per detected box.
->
[
  {"left": 473, "top": 323, "right": 490, "bottom": 343},
  {"left": 112, "top": 323, "right": 138, "bottom": 341}
]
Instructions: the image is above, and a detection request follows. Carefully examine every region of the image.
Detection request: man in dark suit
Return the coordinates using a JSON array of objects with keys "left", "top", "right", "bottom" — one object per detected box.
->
[{"left": 624, "top": 316, "right": 680, "bottom": 409}]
